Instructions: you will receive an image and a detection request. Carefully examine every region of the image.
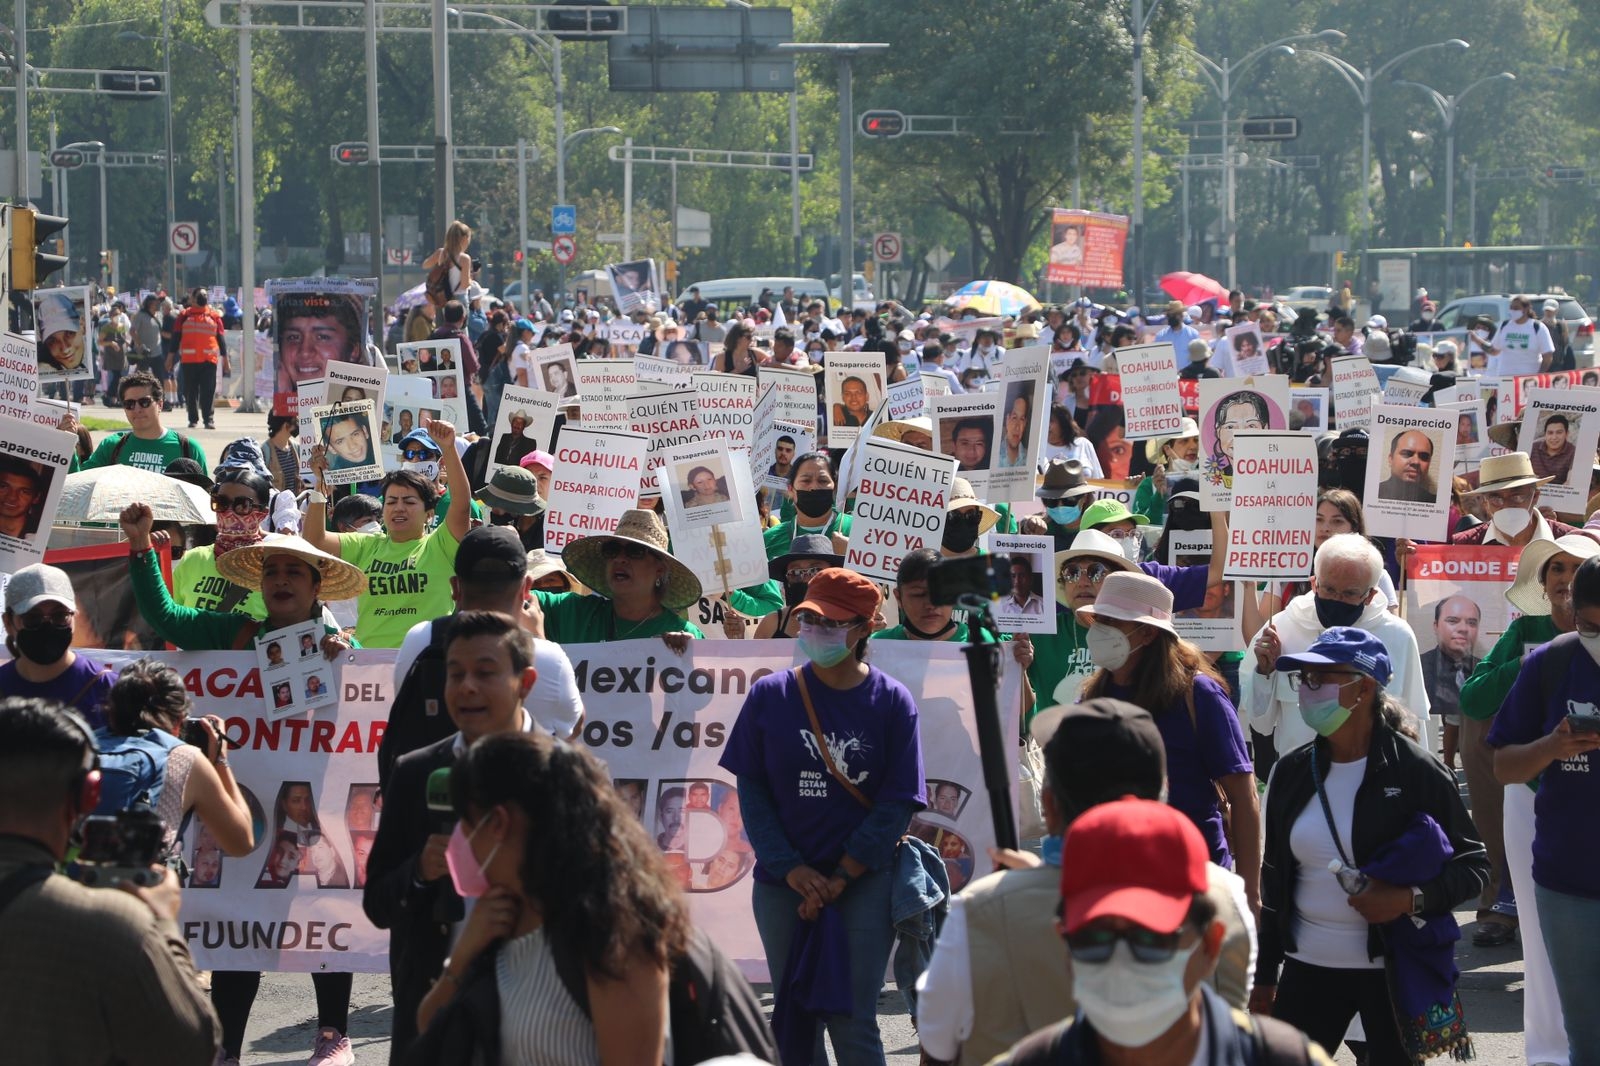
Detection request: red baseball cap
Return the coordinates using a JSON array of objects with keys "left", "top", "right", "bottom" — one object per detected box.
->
[
  {"left": 795, "top": 567, "right": 882, "bottom": 624},
  {"left": 1059, "top": 798, "right": 1208, "bottom": 935}
]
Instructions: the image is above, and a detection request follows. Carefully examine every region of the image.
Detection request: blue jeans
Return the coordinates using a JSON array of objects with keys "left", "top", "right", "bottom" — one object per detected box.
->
[
  {"left": 1536, "top": 882, "right": 1600, "bottom": 1065},
  {"left": 752, "top": 869, "right": 895, "bottom": 1066}
]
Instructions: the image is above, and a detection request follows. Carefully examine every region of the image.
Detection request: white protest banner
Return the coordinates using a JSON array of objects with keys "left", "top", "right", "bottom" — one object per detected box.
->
[
  {"left": 1330, "top": 354, "right": 1380, "bottom": 430},
  {"left": 1222, "top": 431, "right": 1317, "bottom": 581},
  {"left": 824, "top": 352, "right": 887, "bottom": 447},
  {"left": 0, "top": 415, "right": 74, "bottom": 569},
  {"left": 1403, "top": 547, "right": 1519, "bottom": 715},
  {"left": 1114, "top": 341, "right": 1183, "bottom": 441},
  {"left": 605, "top": 320, "right": 647, "bottom": 351},
  {"left": 750, "top": 385, "right": 812, "bottom": 491},
  {"left": 576, "top": 359, "right": 644, "bottom": 429},
  {"left": 487, "top": 385, "right": 562, "bottom": 479},
  {"left": 887, "top": 376, "right": 926, "bottom": 422},
  {"left": 1382, "top": 366, "right": 1433, "bottom": 406},
  {"left": 0, "top": 331, "right": 37, "bottom": 409},
  {"left": 990, "top": 534, "right": 1056, "bottom": 634},
  {"left": 1439, "top": 399, "right": 1487, "bottom": 466},
  {"left": 1168, "top": 531, "right": 1241, "bottom": 651},
  {"left": 1225, "top": 323, "right": 1268, "bottom": 377},
  {"left": 757, "top": 365, "right": 820, "bottom": 428},
  {"left": 692, "top": 373, "right": 759, "bottom": 448},
  {"left": 932, "top": 392, "right": 1001, "bottom": 500},
  {"left": 988, "top": 345, "right": 1052, "bottom": 504},
  {"left": 1288, "top": 387, "right": 1330, "bottom": 433},
  {"left": 1517, "top": 386, "right": 1600, "bottom": 511},
  {"left": 543, "top": 426, "right": 649, "bottom": 553},
  {"left": 1362, "top": 404, "right": 1459, "bottom": 540},
  {"left": 657, "top": 444, "right": 763, "bottom": 599},
  {"left": 122, "top": 642, "right": 1016, "bottom": 977},
  {"left": 1197, "top": 376, "right": 1291, "bottom": 510},
  {"left": 843, "top": 437, "right": 957, "bottom": 582},
  {"left": 256, "top": 620, "right": 339, "bottom": 720},
  {"left": 635, "top": 354, "right": 701, "bottom": 389},
  {"left": 629, "top": 388, "right": 702, "bottom": 491},
  {"left": 311, "top": 400, "right": 382, "bottom": 486}
]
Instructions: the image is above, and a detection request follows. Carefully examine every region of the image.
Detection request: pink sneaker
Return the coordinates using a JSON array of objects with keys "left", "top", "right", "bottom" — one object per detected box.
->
[{"left": 308, "top": 1027, "right": 354, "bottom": 1066}]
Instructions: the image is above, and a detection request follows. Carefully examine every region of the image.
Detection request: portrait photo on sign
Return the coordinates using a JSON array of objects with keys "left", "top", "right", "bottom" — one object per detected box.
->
[
  {"left": 1376, "top": 426, "right": 1442, "bottom": 504},
  {"left": 315, "top": 400, "right": 381, "bottom": 485},
  {"left": 1289, "top": 388, "right": 1329, "bottom": 433},
  {"left": 487, "top": 387, "right": 558, "bottom": 477},
  {"left": 272, "top": 288, "right": 369, "bottom": 412},
  {"left": 537, "top": 348, "right": 581, "bottom": 399},
  {"left": 0, "top": 454, "right": 55, "bottom": 540},
  {"left": 652, "top": 778, "right": 754, "bottom": 893},
  {"left": 34, "top": 286, "right": 93, "bottom": 381},
  {"left": 925, "top": 779, "right": 972, "bottom": 820},
  {"left": 989, "top": 534, "right": 1056, "bottom": 634},
  {"left": 1523, "top": 407, "right": 1585, "bottom": 487},
  {"left": 994, "top": 380, "right": 1037, "bottom": 470},
  {"left": 938, "top": 412, "right": 994, "bottom": 473},
  {"left": 661, "top": 340, "right": 709, "bottom": 366},
  {"left": 396, "top": 339, "right": 458, "bottom": 374},
  {"left": 1225, "top": 322, "right": 1267, "bottom": 375},
  {"left": 908, "top": 815, "right": 976, "bottom": 891},
  {"left": 607, "top": 259, "right": 660, "bottom": 315},
  {"left": 1049, "top": 221, "right": 1085, "bottom": 266},
  {"left": 1197, "top": 377, "right": 1289, "bottom": 500},
  {"left": 1172, "top": 533, "right": 1241, "bottom": 651},
  {"left": 828, "top": 370, "right": 883, "bottom": 437}
]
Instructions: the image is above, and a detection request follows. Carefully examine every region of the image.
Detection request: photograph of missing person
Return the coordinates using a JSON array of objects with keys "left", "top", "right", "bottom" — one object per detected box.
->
[
  {"left": 607, "top": 259, "right": 659, "bottom": 315},
  {"left": 274, "top": 290, "right": 367, "bottom": 406},
  {"left": 925, "top": 779, "right": 972, "bottom": 820},
  {"left": 36, "top": 287, "right": 92, "bottom": 379},
  {"left": 271, "top": 681, "right": 293, "bottom": 708},
  {"left": 188, "top": 823, "right": 224, "bottom": 889},
  {"left": 265, "top": 641, "right": 286, "bottom": 667},
  {"left": 908, "top": 816, "right": 976, "bottom": 891},
  {"left": 259, "top": 780, "right": 349, "bottom": 889},
  {"left": 0, "top": 456, "right": 53, "bottom": 540},
  {"left": 1377, "top": 427, "right": 1440, "bottom": 503},
  {"left": 663, "top": 340, "right": 709, "bottom": 366},
  {"left": 494, "top": 409, "right": 540, "bottom": 467},
  {"left": 676, "top": 457, "right": 732, "bottom": 509},
  {"left": 613, "top": 778, "right": 646, "bottom": 820},
  {"left": 345, "top": 784, "right": 380, "bottom": 832},
  {"left": 1290, "top": 390, "right": 1329, "bottom": 433},
  {"left": 1049, "top": 221, "right": 1085, "bottom": 266},
  {"left": 318, "top": 403, "right": 378, "bottom": 476},
  {"left": 996, "top": 381, "right": 1034, "bottom": 470},
  {"left": 653, "top": 779, "right": 752, "bottom": 893},
  {"left": 538, "top": 352, "right": 580, "bottom": 399},
  {"left": 1529, "top": 410, "right": 1581, "bottom": 484},
  {"left": 940, "top": 414, "right": 993, "bottom": 473},
  {"left": 350, "top": 830, "right": 376, "bottom": 889},
  {"left": 768, "top": 434, "right": 797, "bottom": 480},
  {"left": 1227, "top": 324, "right": 1266, "bottom": 372},
  {"left": 999, "top": 554, "right": 1045, "bottom": 616},
  {"left": 299, "top": 631, "right": 319, "bottom": 659},
  {"left": 304, "top": 671, "right": 330, "bottom": 699},
  {"left": 256, "top": 830, "right": 302, "bottom": 889},
  {"left": 831, "top": 373, "right": 882, "bottom": 432},
  {"left": 334, "top": 385, "right": 371, "bottom": 404}
]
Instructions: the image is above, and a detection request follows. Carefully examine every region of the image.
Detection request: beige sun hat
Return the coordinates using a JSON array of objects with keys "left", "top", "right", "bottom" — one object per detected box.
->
[
  {"left": 1506, "top": 532, "right": 1600, "bottom": 616},
  {"left": 562, "top": 508, "right": 703, "bottom": 610},
  {"left": 216, "top": 533, "right": 367, "bottom": 602},
  {"left": 1053, "top": 528, "right": 1137, "bottom": 606},
  {"left": 1465, "top": 451, "right": 1555, "bottom": 494},
  {"left": 1074, "top": 570, "right": 1178, "bottom": 635},
  {"left": 948, "top": 477, "right": 1001, "bottom": 534},
  {"left": 1144, "top": 417, "right": 1201, "bottom": 466},
  {"left": 873, "top": 417, "right": 934, "bottom": 445}
]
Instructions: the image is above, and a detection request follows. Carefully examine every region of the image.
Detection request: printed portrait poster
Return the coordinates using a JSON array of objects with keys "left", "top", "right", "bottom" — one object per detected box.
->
[
  {"left": 313, "top": 400, "right": 382, "bottom": 486},
  {"left": 843, "top": 437, "right": 957, "bottom": 583},
  {"left": 1517, "top": 386, "right": 1600, "bottom": 511},
  {"left": 1403, "top": 546, "right": 1519, "bottom": 689},
  {"left": 535, "top": 346, "right": 581, "bottom": 401},
  {"left": 656, "top": 437, "right": 753, "bottom": 538},
  {"left": 1168, "top": 530, "right": 1241, "bottom": 651},
  {"left": 1196, "top": 376, "right": 1291, "bottom": 511},
  {"left": 34, "top": 286, "right": 94, "bottom": 383},
  {"left": 692, "top": 373, "right": 759, "bottom": 449},
  {"left": 268, "top": 278, "right": 373, "bottom": 416},
  {"left": 1329, "top": 354, "right": 1380, "bottom": 431},
  {"left": 543, "top": 426, "right": 650, "bottom": 554},
  {"left": 1362, "top": 404, "right": 1459, "bottom": 541},
  {"left": 576, "top": 359, "right": 644, "bottom": 430},
  {"left": 629, "top": 388, "right": 702, "bottom": 491},
  {"left": 606, "top": 259, "right": 661, "bottom": 316},
  {"left": 657, "top": 445, "right": 768, "bottom": 627},
  {"left": 1221, "top": 432, "right": 1317, "bottom": 581},
  {"left": 255, "top": 620, "right": 339, "bottom": 721},
  {"left": 989, "top": 345, "right": 1052, "bottom": 503},
  {"left": 1114, "top": 341, "right": 1183, "bottom": 441},
  {"left": 1289, "top": 387, "right": 1330, "bottom": 433},
  {"left": 396, "top": 337, "right": 459, "bottom": 376},
  {"left": 932, "top": 392, "right": 1002, "bottom": 500},
  {"left": 0, "top": 415, "right": 75, "bottom": 570},
  {"left": 757, "top": 365, "right": 820, "bottom": 429},
  {"left": 990, "top": 534, "right": 1056, "bottom": 635},
  {"left": 487, "top": 385, "right": 562, "bottom": 480},
  {"left": 751, "top": 384, "right": 812, "bottom": 492},
  {"left": 1495, "top": 372, "right": 1574, "bottom": 426},
  {"left": 1225, "top": 323, "right": 1269, "bottom": 378},
  {"left": 1044, "top": 208, "right": 1128, "bottom": 289},
  {"left": 825, "top": 352, "right": 887, "bottom": 448},
  {"left": 1439, "top": 399, "right": 1487, "bottom": 466}
]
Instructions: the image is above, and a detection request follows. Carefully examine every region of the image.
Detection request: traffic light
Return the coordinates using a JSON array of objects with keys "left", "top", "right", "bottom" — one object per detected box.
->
[
  {"left": 859, "top": 110, "right": 906, "bottom": 139},
  {"left": 98, "top": 68, "right": 163, "bottom": 98},
  {"left": 547, "top": 0, "right": 620, "bottom": 41},
  {"left": 11, "top": 207, "right": 68, "bottom": 290},
  {"left": 331, "top": 142, "right": 370, "bottom": 165}
]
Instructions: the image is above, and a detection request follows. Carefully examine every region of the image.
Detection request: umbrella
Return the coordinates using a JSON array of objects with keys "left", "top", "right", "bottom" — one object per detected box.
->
[
  {"left": 945, "top": 280, "right": 1041, "bottom": 319},
  {"left": 1159, "top": 271, "right": 1229, "bottom": 308},
  {"left": 391, "top": 283, "right": 429, "bottom": 313},
  {"left": 58, "top": 466, "right": 215, "bottom": 526}
]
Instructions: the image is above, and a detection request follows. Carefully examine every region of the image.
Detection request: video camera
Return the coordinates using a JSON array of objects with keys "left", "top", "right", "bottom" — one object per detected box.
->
[
  {"left": 70, "top": 810, "right": 166, "bottom": 888},
  {"left": 927, "top": 552, "right": 1014, "bottom": 610}
]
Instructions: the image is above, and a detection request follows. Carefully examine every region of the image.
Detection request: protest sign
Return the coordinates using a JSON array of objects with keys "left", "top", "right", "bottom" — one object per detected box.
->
[
  {"left": 990, "top": 534, "right": 1056, "bottom": 634},
  {"left": 1362, "top": 404, "right": 1459, "bottom": 540},
  {"left": 1288, "top": 387, "right": 1329, "bottom": 433},
  {"left": 751, "top": 385, "right": 811, "bottom": 491},
  {"left": 379, "top": 398, "right": 443, "bottom": 465},
  {"left": 543, "top": 427, "right": 649, "bottom": 553},
  {"left": 322, "top": 360, "right": 386, "bottom": 411},
  {"left": 933, "top": 392, "right": 1001, "bottom": 500},
  {"left": 628, "top": 388, "right": 702, "bottom": 491},
  {"left": 487, "top": 385, "right": 562, "bottom": 479},
  {"left": 825, "top": 352, "right": 887, "bottom": 448},
  {"left": 1221, "top": 432, "right": 1316, "bottom": 580},
  {"left": 268, "top": 279, "right": 373, "bottom": 416},
  {"left": 1113, "top": 341, "right": 1183, "bottom": 441},
  {"left": 293, "top": 381, "right": 322, "bottom": 470},
  {"left": 14, "top": 394, "right": 76, "bottom": 431},
  {"left": 0, "top": 415, "right": 74, "bottom": 570},
  {"left": 1439, "top": 399, "right": 1487, "bottom": 466},
  {"left": 758, "top": 365, "right": 820, "bottom": 428},
  {"left": 604, "top": 320, "right": 647, "bottom": 351},
  {"left": 1382, "top": 367, "right": 1433, "bottom": 406},
  {"left": 312, "top": 401, "right": 382, "bottom": 486},
  {"left": 658, "top": 441, "right": 747, "bottom": 531},
  {"left": 988, "top": 345, "right": 1051, "bottom": 503},
  {"left": 576, "top": 359, "right": 643, "bottom": 429},
  {"left": 636, "top": 349, "right": 703, "bottom": 389},
  {"left": 1044, "top": 209, "right": 1128, "bottom": 288},
  {"left": 692, "top": 373, "right": 759, "bottom": 449},
  {"left": 656, "top": 444, "right": 762, "bottom": 601},
  {"left": 843, "top": 437, "right": 957, "bottom": 583},
  {"left": 35, "top": 286, "right": 94, "bottom": 385},
  {"left": 606, "top": 259, "right": 661, "bottom": 315},
  {"left": 1329, "top": 354, "right": 1380, "bottom": 431},
  {"left": 887, "top": 376, "right": 927, "bottom": 422},
  {"left": 1403, "top": 546, "right": 1519, "bottom": 717},
  {"left": 0, "top": 331, "right": 37, "bottom": 410},
  {"left": 1167, "top": 530, "right": 1242, "bottom": 651},
  {"left": 1517, "top": 386, "right": 1600, "bottom": 511},
  {"left": 1197, "top": 376, "right": 1291, "bottom": 510},
  {"left": 256, "top": 620, "right": 339, "bottom": 721},
  {"left": 532, "top": 346, "right": 579, "bottom": 401},
  {"left": 921, "top": 371, "right": 950, "bottom": 400},
  {"left": 396, "top": 337, "right": 457, "bottom": 375},
  {"left": 1224, "top": 323, "right": 1268, "bottom": 377},
  {"left": 1497, "top": 371, "right": 1574, "bottom": 425}
]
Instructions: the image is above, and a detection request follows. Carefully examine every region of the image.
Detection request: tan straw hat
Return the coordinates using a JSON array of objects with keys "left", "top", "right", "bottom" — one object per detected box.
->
[
  {"left": 525, "top": 548, "right": 574, "bottom": 592},
  {"left": 873, "top": 416, "right": 934, "bottom": 445},
  {"left": 1053, "top": 528, "right": 1137, "bottom": 606},
  {"left": 216, "top": 534, "right": 367, "bottom": 602},
  {"left": 563, "top": 508, "right": 703, "bottom": 610},
  {"left": 1074, "top": 571, "right": 1178, "bottom": 635},
  {"left": 948, "top": 477, "right": 1001, "bottom": 533},
  {"left": 1506, "top": 533, "right": 1600, "bottom": 616},
  {"left": 1465, "top": 452, "right": 1554, "bottom": 495}
]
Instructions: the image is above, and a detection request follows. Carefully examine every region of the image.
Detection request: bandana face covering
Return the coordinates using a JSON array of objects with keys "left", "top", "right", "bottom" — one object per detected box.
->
[{"left": 215, "top": 508, "right": 266, "bottom": 556}]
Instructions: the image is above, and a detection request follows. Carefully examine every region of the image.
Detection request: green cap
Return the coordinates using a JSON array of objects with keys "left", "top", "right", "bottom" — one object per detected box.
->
[{"left": 1079, "top": 498, "right": 1150, "bottom": 530}]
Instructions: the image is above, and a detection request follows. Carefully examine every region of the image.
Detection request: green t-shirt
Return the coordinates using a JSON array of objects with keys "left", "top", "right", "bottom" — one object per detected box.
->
[
  {"left": 131, "top": 549, "right": 356, "bottom": 651},
  {"left": 435, "top": 489, "right": 486, "bottom": 523},
  {"left": 534, "top": 590, "right": 704, "bottom": 644},
  {"left": 1027, "top": 611, "right": 1094, "bottom": 722},
  {"left": 171, "top": 545, "right": 268, "bottom": 620},
  {"left": 874, "top": 622, "right": 971, "bottom": 642},
  {"left": 763, "top": 512, "right": 853, "bottom": 561},
  {"left": 74, "top": 428, "right": 207, "bottom": 474},
  {"left": 339, "top": 525, "right": 463, "bottom": 648}
]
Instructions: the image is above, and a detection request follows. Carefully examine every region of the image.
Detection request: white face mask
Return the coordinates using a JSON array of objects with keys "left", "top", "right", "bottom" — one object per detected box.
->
[
  {"left": 1491, "top": 505, "right": 1533, "bottom": 537},
  {"left": 977, "top": 343, "right": 994, "bottom": 355},
  {"left": 1166, "top": 456, "right": 1198, "bottom": 475},
  {"left": 1086, "top": 624, "right": 1134, "bottom": 671},
  {"left": 1108, "top": 533, "right": 1143, "bottom": 563},
  {"left": 1072, "top": 939, "right": 1200, "bottom": 1048},
  {"left": 402, "top": 460, "right": 441, "bottom": 482}
]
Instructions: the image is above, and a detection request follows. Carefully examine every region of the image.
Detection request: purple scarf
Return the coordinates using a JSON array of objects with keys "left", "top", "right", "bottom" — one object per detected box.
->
[{"left": 771, "top": 906, "right": 852, "bottom": 1066}]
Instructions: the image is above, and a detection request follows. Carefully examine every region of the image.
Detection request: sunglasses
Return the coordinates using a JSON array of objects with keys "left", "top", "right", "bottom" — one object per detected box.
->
[
  {"left": 600, "top": 540, "right": 651, "bottom": 560},
  {"left": 785, "top": 566, "right": 824, "bottom": 584},
  {"left": 400, "top": 448, "right": 436, "bottom": 461},
  {"left": 1060, "top": 563, "right": 1113, "bottom": 585},
  {"left": 212, "top": 495, "right": 265, "bottom": 516},
  {"left": 123, "top": 396, "right": 157, "bottom": 409},
  {"left": 1063, "top": 925, "right": 1185, "bottom": 964},
  {"left": 794, "top": 610, "right": 859, "bottom": 632}
]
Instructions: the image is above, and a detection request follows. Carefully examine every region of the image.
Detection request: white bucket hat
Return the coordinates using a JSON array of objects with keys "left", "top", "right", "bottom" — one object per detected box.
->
[
  {"left": 1507, "top": 533, "right": 1600, "bottom": 616},
  {"left": 1074, "top": 571, "right": 1178, "bottom": 635}
]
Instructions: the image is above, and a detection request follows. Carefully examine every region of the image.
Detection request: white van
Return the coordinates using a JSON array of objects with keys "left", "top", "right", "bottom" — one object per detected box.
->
[{"left": 679, "top": 276, "right": 838, "bottom": 316}]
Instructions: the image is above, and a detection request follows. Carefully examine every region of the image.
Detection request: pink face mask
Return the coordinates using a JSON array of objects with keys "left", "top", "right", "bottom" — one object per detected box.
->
[
  {"left": 214, "top": 507, "right": 265, "bottom": 555},
  {"left": 445, "top": 815, "right": 498, "bottom": 899}
]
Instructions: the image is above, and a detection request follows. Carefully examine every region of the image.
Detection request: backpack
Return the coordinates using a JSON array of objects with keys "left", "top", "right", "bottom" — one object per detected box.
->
[
  {"left": 426, "top": 253, "right": 455, "bottom": 309},
  {"left": 376, "top": 615, "right": 456, "bottom": 790},
  {"left": 108, "top": 429, "right": 197, "bottom": 467},
  {"left": 91, "top": 727, "right": 184, "bottom": 816},
  {"left": 553, "top": 924, "right": 778, "bottom": 1066}
]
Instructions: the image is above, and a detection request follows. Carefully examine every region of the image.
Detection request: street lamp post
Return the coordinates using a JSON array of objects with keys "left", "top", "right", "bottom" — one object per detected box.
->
[
  {"left": 60, "top": 141, "right": 106, "bottom": 284},
  {"left": 1391, "top": 72, "right": 1515, "bottom": 246},
  {"left": 1184, "top": 30, "right": 1345, "bottom": 290},
  {"left": 557, "top": 125, "right": 621, "bottom": 298},
  {"left": 161, "top": 0, "right": 177, "bottom": 294},
  {"left": 1128, "top": 0, "right": 1161, "bottom": 304}
]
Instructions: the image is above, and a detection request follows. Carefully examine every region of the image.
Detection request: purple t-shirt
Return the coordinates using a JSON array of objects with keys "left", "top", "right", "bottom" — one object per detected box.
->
[
  {"left": 1486, "top": 640, "right": 1600, "bottom": 899},
  {"left": 0, "top": 655, "right": 115, "bottom": 730},
  {"left": 1141, "top": 560, "right": 1208, "bottom": 613},
  {"left": 1102, "top": 673, "right": 1251, "bottom": 867},
  {"left": 720, "top": 664, "right": 926, "bottom": 883}
]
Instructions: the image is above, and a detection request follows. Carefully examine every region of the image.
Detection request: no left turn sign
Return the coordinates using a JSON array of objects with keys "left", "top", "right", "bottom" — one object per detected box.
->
[
  {"left": 168, "top": 222, "right": 199, "bottom": 255},
  {"left": 553, "top": 235, "right": 576, "bottom": 265}
]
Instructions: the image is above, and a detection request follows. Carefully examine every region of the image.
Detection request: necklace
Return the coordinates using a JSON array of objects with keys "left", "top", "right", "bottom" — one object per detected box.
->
[{"left": 610, "top": 609, "right": 663, "bottom": 640}]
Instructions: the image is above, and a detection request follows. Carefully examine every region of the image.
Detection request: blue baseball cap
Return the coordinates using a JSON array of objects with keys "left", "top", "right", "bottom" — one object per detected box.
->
[
  {"left": 398, "top": 428, "right": 441, "bottom": 456},
  {"left": 1275, "top": 626, "right": 1392, "bottom": 687},
  {"left": 513, "top": 317, "right": 535, "bottom": 335}
]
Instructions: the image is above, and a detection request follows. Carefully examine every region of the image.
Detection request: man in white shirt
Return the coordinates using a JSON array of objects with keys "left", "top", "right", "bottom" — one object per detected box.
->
[
  {"left": 1486, "top": 296, "right": 1554, "bottom": 376},
  {"left": 1153, "top": 300, "right": 1201, "bottom": 368},
  {"left": 921, "top": 341, "right": 965, "bottom": 394}
]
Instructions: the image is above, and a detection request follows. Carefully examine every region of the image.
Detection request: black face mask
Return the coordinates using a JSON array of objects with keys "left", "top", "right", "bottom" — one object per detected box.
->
[
  {"left": 1166, "top": 314, "right": 1183, "bottom": 329},
  {"left": 942, "top": 510, "right": 982, "bottom": 553},
  {"left": 793, "top": 488, "right": 836, "bottom": 519},
  {"left": 784, "top": 581, "right": 809, "bottom": 608},
  {"left": 15, "top": 622, "right": 72, "bottom": 665},
  {"left": 1314, "top": 595, "right": 1366, "bottom": 629},
  {"left": 490, "top": 511, "right": 517, "bottom": 526}
]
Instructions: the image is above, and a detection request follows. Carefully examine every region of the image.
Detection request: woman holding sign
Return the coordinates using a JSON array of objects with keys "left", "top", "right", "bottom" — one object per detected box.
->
[{"left": 537, "top": 509, "right": 705, "bottom": 645}]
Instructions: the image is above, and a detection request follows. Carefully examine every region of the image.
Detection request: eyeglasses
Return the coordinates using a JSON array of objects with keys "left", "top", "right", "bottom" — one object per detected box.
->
[
  {"left": 1060, "top": 563, "right": 1113, "bottom": 585},
  {"left": 123, "top": 396, "right": 157, "bottom": 409},
  {"left": 1483, "top": 489, "right": 1535, "bottom": 508},
  {"left": 212, "top": 495, "right": 265, "bottom": 516},
  {"left": 794, "top": 611, "right": 860, "bottom": 632},
  {"left": 599, "top": 540, "right": 650, "bottom": 560},
  {"left": 785, "top": 566, "right": 823, "bottom": 584},
  {"left": 1287, "top": 670, "right": 1363, "bottom": 692},
  {"left": 1063, "top": 925, "right": 1185, "bottom": 964}
]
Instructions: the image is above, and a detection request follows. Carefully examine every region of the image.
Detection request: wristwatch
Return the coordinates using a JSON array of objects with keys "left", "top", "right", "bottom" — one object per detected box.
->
[{"left": 1411, "top": 885, "right": 1425, "bottom": 916}]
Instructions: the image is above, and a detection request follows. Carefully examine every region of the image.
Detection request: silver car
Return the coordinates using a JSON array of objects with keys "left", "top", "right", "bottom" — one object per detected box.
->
[{"left": 1434, "top": 293, "right": 1595, "bottom": 367}]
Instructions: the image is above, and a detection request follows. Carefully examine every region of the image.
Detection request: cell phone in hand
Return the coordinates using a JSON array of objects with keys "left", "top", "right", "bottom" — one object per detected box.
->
[{"left": 1566, "top": 712, "right": 1600, "bottom": 734}]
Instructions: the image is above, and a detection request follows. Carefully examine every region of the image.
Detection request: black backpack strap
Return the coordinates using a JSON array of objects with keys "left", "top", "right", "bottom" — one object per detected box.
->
[
  {"left": 1250, "top": 1014, "right": 1313, "bottom": 1065},
  {"left": 177, "top": 432, "right": 197, "bottom": 462},
  {"left": 108, "top": 431, "right": 133, "bottom": 465},
  {"left": 0, "top": 865, "right": 52, "bottom": 916}
]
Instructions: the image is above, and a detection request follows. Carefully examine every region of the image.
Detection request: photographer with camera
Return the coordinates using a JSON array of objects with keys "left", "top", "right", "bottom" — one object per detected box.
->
[{"left": 0, "top": 697, "right": 221, "bottom": 1063}]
